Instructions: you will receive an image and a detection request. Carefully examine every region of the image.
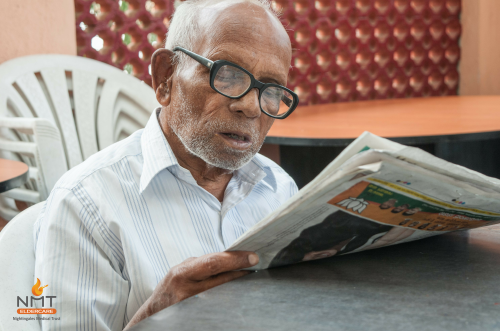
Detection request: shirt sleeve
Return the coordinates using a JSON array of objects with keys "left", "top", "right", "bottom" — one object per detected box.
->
[{"left": 34, "top": 187, "right": 129, "bottom": 331}]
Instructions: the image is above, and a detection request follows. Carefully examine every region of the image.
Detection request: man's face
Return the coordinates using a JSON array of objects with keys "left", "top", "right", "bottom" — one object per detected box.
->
[
  {"left": 403, "top": 207, "right": 420, "bottom": 215},
  {"left": 380, "top": 199, "right": 397, "bottom": 209},
  {"left": 393, "top": 204, "right": 409, "bottom": 212},
  {"left": 165, "top": 2, "right": 291, "bottom": 170}
]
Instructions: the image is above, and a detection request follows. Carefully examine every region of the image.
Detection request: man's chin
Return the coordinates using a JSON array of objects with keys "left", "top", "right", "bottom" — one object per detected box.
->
[
  {"left": 182, "top": 135, "right": 260, "bottom": 170},
  {"left": 197, "top": 146, "right": 255, "bottom": 171},
  {"left": 207, "top": 153, "right": 254, "bottom": 171}
]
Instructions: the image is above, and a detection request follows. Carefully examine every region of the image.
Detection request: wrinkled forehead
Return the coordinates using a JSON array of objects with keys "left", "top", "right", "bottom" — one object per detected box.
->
[
  {"left": 198, "top": 2, "right": 289, "bottom": 45},
  {"left": 191, "top": 1, "right": 292, "bottom": 79}
]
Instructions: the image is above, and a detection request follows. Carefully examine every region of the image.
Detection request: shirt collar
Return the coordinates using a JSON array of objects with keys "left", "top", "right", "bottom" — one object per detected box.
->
[
  {"left": 140, "top": 108, "right": 278, "bottom": 193},
  {"left": 140, "top": 108, "right": 179, "bottom": 193},
  {"left": 249, "top": 154, "right": 278, "bottom": 192}
]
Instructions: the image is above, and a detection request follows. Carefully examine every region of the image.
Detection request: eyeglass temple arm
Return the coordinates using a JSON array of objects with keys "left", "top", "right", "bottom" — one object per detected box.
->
[
  {"left": 173, "top": 46, "right": 214, "bottom": 69},
  {"left": 282, "top": 95, "right": 293, "bottom": 107}
]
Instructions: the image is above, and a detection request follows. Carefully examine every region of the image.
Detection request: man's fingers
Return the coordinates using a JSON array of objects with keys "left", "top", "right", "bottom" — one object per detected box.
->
[
  {"left": 170, "top": 270, "right": 252, "bottom": 304},
  {"left": 157, "top": 253, "right": 257, "bottom": 309},
  {"left": 199, "top": 270, "right": 253, "bottom": 292},
  {"left": 182, "top": 251, "right": 259, "bottom": 281}
]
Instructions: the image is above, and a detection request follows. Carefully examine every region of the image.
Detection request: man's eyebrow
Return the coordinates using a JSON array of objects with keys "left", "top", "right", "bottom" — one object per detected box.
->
[
  {"left": 258, "top": 76, "right": 285, "bottom": 86},
  {"left": 207, "top": 52, "right": 287, "bottom": 85}
]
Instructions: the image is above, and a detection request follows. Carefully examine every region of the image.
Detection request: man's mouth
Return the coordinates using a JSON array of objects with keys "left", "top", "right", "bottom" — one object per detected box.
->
[
  {"left": 222, "top": 132, "right": 247, "bottom": 141},
  {"left": 218, "top": 131, "right": 252, "bottom": 149}
]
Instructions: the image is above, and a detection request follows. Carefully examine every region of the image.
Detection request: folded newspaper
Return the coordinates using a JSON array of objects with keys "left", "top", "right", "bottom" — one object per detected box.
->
[{"left": 227, "top": 132, "right": 500, "bottom": 270}]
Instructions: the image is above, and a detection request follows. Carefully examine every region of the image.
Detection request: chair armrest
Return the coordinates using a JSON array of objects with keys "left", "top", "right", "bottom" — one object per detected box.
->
[{"left": 0, "top": 116, "right": 68, "bottom": 199}]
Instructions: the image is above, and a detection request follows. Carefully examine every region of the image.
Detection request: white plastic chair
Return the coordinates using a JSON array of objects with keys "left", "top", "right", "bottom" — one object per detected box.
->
[
  {"left": 0, "top": 54, "right": 159, "bottom": 219},
  {"left": 0, "top": 202, "right": 43, "bottom": 331},
  {"left": 0, "top": 118, "right": 66, "bottom": 220}
]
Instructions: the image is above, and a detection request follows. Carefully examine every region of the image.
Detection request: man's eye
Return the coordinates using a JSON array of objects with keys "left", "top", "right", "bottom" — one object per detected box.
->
[
  {"left": 216, "top": 72, "right": 232, "bottom": 80},
  {"left": 264, "top": 89, "right": 282, "bottom": 99}
]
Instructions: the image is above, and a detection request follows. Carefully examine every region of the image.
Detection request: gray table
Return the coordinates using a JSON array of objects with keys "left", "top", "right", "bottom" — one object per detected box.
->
[{"left": 131, "top": 225, "right": 500, "bottom": 331}]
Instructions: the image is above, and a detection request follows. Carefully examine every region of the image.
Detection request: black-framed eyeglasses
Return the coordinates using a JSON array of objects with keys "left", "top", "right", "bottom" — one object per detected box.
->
[{"left": 173, "top": 46, "right": 299, "bottom": 119}]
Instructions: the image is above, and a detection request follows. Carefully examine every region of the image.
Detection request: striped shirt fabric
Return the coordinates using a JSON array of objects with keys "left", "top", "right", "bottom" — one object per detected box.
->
[{"left": 33, "top": 108, "right": 298, "bottom": 330}]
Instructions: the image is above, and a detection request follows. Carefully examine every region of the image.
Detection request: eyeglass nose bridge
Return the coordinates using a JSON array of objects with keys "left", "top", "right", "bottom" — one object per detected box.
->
[
  {"left": 235, "top": 78, "right": 264, "bottom": 98},
  {"left": 225, "top": 78, "right": 265, "bottom": 101},
  {"left": 222, "top": 80, "right": 266, "bottom": 117}
]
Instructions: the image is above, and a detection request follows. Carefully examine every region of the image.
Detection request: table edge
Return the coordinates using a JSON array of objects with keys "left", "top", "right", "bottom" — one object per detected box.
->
[
  {"left": 0, "top": 169, "right": 29, "bottom": 193},
  {"left": 264, "top": 130, "right": 500, "bottom": 146}
]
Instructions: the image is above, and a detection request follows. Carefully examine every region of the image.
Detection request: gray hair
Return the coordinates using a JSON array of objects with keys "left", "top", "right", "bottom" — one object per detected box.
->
[{"left": 165, "top": 0, "right": 281, "bottom": 71}]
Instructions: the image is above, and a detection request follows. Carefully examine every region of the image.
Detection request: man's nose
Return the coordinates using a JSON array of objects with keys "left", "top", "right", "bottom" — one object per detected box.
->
[{"left": 229, "top": 88, "right": 261, "bottom": 118}]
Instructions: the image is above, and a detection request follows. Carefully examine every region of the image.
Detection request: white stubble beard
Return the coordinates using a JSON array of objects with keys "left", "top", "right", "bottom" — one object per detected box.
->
[{"left": 168, "top": 86, "right": 264, "bottom": 171}]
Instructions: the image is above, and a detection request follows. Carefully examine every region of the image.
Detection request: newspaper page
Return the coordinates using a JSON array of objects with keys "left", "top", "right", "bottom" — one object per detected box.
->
[{"left": 228, "top": 132, "right": 500, "bottom": 270}]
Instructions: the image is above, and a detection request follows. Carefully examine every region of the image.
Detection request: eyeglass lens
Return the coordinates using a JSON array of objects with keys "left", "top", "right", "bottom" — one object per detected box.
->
[
  {"left": 214, "top": 65, "right": 251, "bottom": 98},
  {"left": 260, "top": 86, "right": 293, "bottom": 116},
  {"left": 213, "top": 64, "right": 293, "bottom": 117}
]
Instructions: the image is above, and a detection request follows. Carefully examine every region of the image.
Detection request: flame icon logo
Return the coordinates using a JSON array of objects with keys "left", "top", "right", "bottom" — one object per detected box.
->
[{"left": 32, "top": 278, "right": 48, "bottom": 296}]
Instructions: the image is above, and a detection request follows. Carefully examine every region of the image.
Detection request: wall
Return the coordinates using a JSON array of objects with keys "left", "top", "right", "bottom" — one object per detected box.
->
[
  {"left": 0, "top": 0, "right": 77, "bottom": 64},
  {"left": 460, "top": 0, "right": 500, "bottom": 95}
]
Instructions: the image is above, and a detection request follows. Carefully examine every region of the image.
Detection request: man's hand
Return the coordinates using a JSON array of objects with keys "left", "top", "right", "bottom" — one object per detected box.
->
[{"left": 124, "top": 251, "right": 259, "bottom": 330}]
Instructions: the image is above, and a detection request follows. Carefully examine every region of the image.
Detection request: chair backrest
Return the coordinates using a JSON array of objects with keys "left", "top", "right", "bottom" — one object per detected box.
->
[
  {"left": 0, "top": 54, "right": 158, "bottom": 169},
  {"left": 0, "top": 202, "right": 44, "bottom": 331},
  {"left": 0, "top": 54, "right": 158, "bottom": 218}
]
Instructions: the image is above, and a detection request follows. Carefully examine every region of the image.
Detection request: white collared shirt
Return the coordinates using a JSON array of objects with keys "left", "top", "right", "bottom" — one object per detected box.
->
[{"left": 33, "top": 109, "right": 297, "bottom": 330}]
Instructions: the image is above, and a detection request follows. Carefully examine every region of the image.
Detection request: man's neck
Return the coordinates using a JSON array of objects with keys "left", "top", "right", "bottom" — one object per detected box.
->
[{"left": 159, "top": 113, "right": 233, "bottom": 203}]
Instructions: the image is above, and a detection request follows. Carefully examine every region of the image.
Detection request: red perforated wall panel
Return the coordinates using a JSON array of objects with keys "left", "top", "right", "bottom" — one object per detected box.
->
[
  {"left": 75, "top": 0, "right": 461, "bottom": 105},
  {"left": 75, "top": 0, "right": 174, "bottom": 86}
]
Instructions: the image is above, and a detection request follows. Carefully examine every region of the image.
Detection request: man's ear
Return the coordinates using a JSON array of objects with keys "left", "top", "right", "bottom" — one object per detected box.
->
[{"left": 151, "top": 48, "right": 175, "bottom": 106}]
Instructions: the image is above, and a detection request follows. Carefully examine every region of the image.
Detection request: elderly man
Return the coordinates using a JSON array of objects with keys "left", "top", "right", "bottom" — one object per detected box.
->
[{"left": 34, "top": 0, "right": 298, "bottom": 330}]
